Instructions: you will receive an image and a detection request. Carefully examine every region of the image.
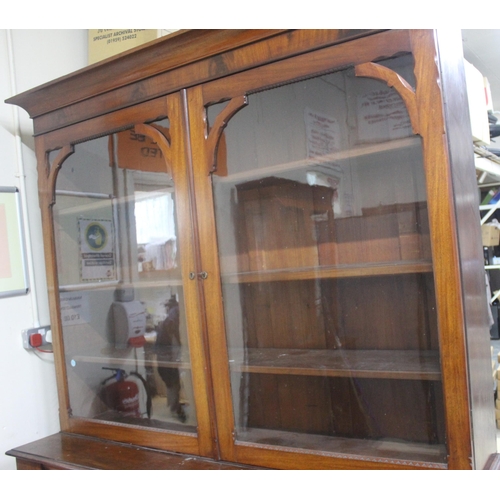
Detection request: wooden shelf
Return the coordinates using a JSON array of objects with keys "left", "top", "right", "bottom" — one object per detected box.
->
[
  {"left": 138, "top": 270, "right": 183, "bottom": 287},
  {"left": 71, "top": 348, "right": 191, "bottom": 370},
  {"left": 216, "top": 136, "right": 421, "bottom": 183},
  {"left": 58, "top": 271, "right": 183, "bottom": 293},
  {"left": 58, "top": 281, "right": 120, "bottom": 293},
  {"left": 222, "top": 260, "right": 433, "bottom": 284},
  {"left": 6, "top": 432, "right": 260, "bottom": 470},
  {"left": 236, "top": 428, "right": 447, "bottom": 466},
  {"left": 94, "top": 411, "right": 197, "bottom": 434},
  {"left": 228, "top": 348, "right": 441, "bottom": 381}
]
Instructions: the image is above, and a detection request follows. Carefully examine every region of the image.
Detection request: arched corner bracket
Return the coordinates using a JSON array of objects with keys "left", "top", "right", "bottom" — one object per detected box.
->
[
  {"left": 355, "top": 62, "right": 420, "bottom": 135},
  {"left": 206, "top": 95, "right": 248, "bottom": 174},
  {"left": 47, "top": 145, "right": 74, "bottom": 207},
  {"left": 134, "top": 123, "right": 173, "bottom": 177}
]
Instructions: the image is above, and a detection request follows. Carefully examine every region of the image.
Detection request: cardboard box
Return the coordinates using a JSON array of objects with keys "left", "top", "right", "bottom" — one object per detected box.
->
[
  {"left": 464, "top": 59, "right": 490, "bottom": 145},
  {"left": 482, "top": 224, "right": 500, "bottom": 246},
  {"left": 88, "top": 29, "right": 178, "bottom": 65}
]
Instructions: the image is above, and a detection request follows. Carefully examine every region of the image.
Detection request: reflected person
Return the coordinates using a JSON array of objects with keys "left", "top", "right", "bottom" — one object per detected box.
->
[{"left": 155, "top": 297, "right": 186, "bottom": 422}]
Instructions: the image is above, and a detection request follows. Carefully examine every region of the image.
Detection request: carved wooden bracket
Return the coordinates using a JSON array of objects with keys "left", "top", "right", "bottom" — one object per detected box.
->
[
  {"left": 47, "top": 145, "right": 74, "bottom": 207},
  {"left": 355, "top": 62, "right": 420, "bottom": 135},
  {"left": 206, "top": 95, "right": 248, "bottom": 174},
  {"left": 134, "top": 123, "right": 173, "bottom": 177}
]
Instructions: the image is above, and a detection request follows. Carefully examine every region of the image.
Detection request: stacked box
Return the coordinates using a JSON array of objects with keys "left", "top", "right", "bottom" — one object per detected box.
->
[{"left": 482, "top": 224, "right": 500, "bottom": 246}]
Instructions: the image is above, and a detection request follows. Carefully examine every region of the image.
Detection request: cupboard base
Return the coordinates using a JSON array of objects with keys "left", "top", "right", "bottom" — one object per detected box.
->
[{"left": 6, "top": 432, "right": 260, "bottom": 470}]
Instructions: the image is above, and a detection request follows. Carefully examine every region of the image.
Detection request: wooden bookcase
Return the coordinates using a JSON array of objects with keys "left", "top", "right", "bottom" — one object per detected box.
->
[{"left": 5, "top": 29, "right": 498, "bottom": 470}]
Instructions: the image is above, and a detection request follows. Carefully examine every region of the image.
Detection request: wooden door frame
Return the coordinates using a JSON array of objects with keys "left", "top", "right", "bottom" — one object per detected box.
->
[
  {"left": 35, "top": 93, "right": 217, "bottom": 458},
  {"left": 188, "top": 29, "right": 482, "bottom": 470}
]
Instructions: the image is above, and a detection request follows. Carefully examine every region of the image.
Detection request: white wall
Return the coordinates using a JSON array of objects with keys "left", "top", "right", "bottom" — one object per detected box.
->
[{"left": 0, "top": 29, "right": 87, "bottom": 470}]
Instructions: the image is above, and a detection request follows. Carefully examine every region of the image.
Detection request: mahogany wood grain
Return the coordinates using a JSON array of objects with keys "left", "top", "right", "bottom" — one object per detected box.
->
[
  {"left": 6, "top": 29, "right": 496, "bottom": 471},
  {"left": 206, "top": 96, "right": 248, "bottom": 174},
  {"left": 8, "top": 30, "right": 378, "bottom": 137},
  {"left": 200, "top": 30, "right": 410, "bottom": 105},
  {"left": 172, "top": 89, "right": 223, "bottom": 459},
  {"left": 15, "top": 459, "right": 45, "bottom": 470},
  {"left": 188, "top": 30, "right": 489, "bottom": 469},
  {"left": 35, "top": 136, "right": 73, "bottom": 432},
  {"left": 38, "top": 95, "right": 170, "bottom": 153},
  {"left": 35, "top": 94, "right": 218, "bottom": 458},
  {"left": 6, "top": 31, "right": 285, "bottom": 118},
  {"left": 433, "top": 29, "right": 498, "bottom": 470},
  {"left": 233, "top": 432, "right": 447, "bottom": 470},
  {"left": 7, "top": 433, "right": 258, "bottom": 470},
  {"left": 410, "top": 30, "right": 473, "bottom": 470},
  {"left": 65, "top": 418, "right": 201, "bottom": 456},
  {"left": 187, "top": 85, "right": 237, "bottom": 463},
  {"left": 161, "top": 92, "right": 218, "bottom": 458}
]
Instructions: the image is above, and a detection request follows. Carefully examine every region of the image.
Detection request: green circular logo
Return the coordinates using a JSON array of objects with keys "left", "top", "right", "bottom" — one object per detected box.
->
[{"left": 86, "top": 222, "right": 107, "bottom": 251}]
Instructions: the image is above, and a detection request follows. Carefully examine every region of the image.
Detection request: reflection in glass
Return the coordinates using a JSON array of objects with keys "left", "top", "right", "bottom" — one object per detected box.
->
[
  {"left": 52, "top": 124, "right": 196, "bottom": 432},
  {"left": 210, "top": 58, "right": 447, "bottom": 464}
]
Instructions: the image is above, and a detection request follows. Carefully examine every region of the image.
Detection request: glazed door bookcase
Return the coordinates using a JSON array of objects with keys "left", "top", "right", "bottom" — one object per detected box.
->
[
  {"left": 5, "top": 29, "right": 497, "bottom": 470},
  {"left": 37, "top": 93, "right": 217, "bottom": 458},
  {"left": 187, "top": 30, "right": 493, "bottom": 470}
]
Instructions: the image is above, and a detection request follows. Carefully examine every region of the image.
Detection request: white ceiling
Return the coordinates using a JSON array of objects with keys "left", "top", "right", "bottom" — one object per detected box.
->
[{"left": 462, "top": 29, "right": 500, "bottom": 113}]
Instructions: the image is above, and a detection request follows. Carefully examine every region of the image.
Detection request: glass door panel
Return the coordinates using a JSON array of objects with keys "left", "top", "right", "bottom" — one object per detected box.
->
[
  {"left": 53, "top": 121, "right": 197, "bottom": 433},
  {"left": 209, "top": 56, "right": 447, "bottom": 464}
]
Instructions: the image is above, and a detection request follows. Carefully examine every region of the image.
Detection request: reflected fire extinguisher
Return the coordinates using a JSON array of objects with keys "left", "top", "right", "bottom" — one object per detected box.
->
[{"left": 100, "top": 368, "right": 151, "bottom": 418}]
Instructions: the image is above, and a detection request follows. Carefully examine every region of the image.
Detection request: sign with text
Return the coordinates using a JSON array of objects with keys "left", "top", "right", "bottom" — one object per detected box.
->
[
  {"left": 79, "top": 218, "right": 116, "bottom": 282},
  {"left": 88, "top": 30, "right": 178, "bottom": 64},
  {"left": 60, "top": 291, "right": 89, "bottom": 326},
  {"left": 357, "top": 89, "right": 412, "bottom": 142}
]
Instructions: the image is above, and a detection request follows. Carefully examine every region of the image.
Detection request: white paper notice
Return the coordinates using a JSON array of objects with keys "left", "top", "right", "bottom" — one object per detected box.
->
[
  {"left": 79, "top": 218, "right": 116, "bottom": 282},
  {"left": 357, "top": 89, "right": 411, "bottom": 142},
  {"left": 304, "top": 107, "right": 359, "bottom": 218},
  {"left": 60, "top": 291, "right": 89, "bottom": 326},
  {"left": 305, "top": 107, "right": 341, "bottom": 158}
]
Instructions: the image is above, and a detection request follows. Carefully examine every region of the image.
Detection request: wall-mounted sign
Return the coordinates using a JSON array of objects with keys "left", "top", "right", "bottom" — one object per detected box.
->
[
  {"left": 78, "top": 218, "right": 116, "bottom": 282},
  {"left": 88, "top": 30, "right": 177, "bottom": 65},
  {"left": 0, "top": 187, "right": 28, "bottom": 298}
]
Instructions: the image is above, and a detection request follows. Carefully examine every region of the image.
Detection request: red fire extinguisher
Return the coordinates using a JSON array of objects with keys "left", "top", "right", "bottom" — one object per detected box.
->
[{"left": 100, "top": 368, "right": 151, "bottom": 418}]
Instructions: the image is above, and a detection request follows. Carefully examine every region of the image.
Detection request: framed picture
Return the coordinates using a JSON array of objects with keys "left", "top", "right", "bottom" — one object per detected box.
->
[{"left": 0, "top": 187, "right": 28, "bottom": 297}]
